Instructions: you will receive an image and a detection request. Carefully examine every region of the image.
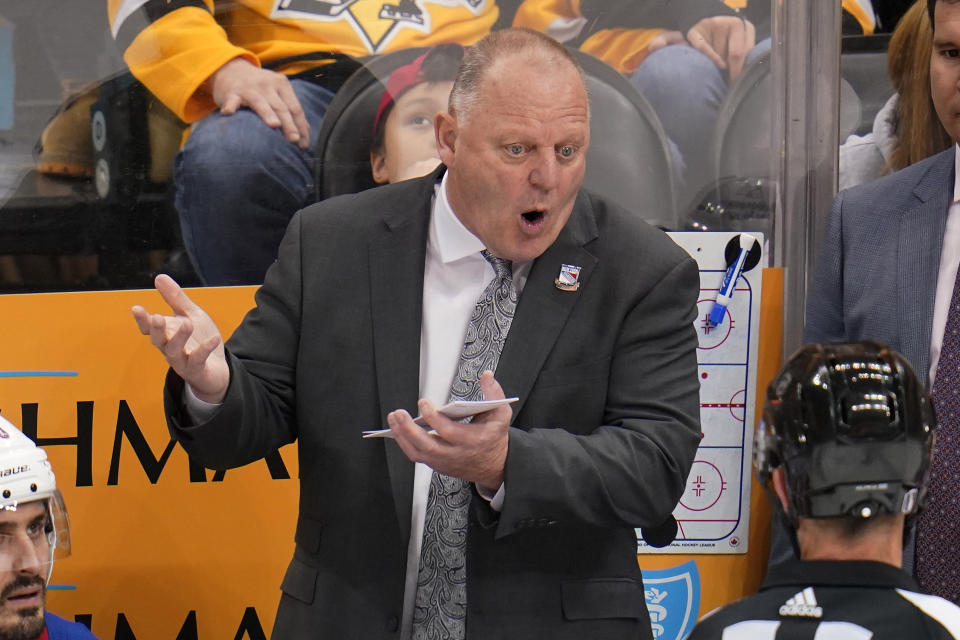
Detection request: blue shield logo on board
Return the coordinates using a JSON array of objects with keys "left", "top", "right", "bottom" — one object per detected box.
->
[{"left": 642, "top": 560, "right": 700, "bottom": 640}]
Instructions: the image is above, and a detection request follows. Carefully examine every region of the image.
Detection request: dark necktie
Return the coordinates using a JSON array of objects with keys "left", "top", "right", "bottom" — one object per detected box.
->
[
  {"left": 916, "top": 267, "right": 960, "bottom": 604},
  {"left": 411, "top": 250, "right": 517, "bottom": 640}
]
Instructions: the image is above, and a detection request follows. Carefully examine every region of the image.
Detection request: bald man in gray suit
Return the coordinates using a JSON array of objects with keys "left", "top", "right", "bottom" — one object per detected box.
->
[{"left": 133, "top": 28, "right": 701, "bottom": 639}]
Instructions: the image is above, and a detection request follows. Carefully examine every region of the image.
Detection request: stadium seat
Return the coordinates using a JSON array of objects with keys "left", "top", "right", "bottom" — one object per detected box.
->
[
  {"left": 841, "top": 34, "right": 893, "bottom": 137},
  {"left": 684, "top": 51, "right": 862, "bottom": 235},
  {"left": 314, "top": 48, "right": 425, "bottom": 202},
  {"left": 712, "top": 51, "right": 860, "bottom": 182}
]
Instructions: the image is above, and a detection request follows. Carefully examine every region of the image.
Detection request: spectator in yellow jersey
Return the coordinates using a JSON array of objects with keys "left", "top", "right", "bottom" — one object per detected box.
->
[{"left": 107, "top": 0, "right": 502, "bottom": 285}]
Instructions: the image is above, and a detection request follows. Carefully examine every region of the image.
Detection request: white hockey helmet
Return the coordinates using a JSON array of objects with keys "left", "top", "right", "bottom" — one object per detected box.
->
[{"left": 0, "top": 414, "right": 70, "bottom": 581}]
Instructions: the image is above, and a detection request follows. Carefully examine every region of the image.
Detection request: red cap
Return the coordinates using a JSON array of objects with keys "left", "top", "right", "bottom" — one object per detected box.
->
[{"left": 372, "top": 45, "right": 464, "bottom": 138}]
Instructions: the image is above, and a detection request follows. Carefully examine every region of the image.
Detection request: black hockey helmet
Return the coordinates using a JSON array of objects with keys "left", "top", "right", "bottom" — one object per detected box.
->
[{"left": 754, "top": 341, "right": 935, "bottom": 520}]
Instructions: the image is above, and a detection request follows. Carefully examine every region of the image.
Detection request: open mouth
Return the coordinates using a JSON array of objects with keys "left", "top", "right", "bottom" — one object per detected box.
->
[{"left": 521, "top": 210, "right": 545, "bottom": 230}]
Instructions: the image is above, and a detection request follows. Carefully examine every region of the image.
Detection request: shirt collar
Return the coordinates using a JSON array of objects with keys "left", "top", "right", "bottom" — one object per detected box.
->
[
  {"left": 953, "top": 143, "right": 960, "bottom": 203},
  {"left": 432, "top": 171, "right": 486, "bottom": 264},
  {"left": 761, "top": 559, "right": 918, "bottom": 592}
]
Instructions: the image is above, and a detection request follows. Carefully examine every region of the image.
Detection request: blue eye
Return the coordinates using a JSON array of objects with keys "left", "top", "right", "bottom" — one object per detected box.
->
[
  {"left": 558, "top": 145, "right": 576, "bottom": 159},
  {"left": 506, "top": 144, "right": 525, "bottom": 155}
]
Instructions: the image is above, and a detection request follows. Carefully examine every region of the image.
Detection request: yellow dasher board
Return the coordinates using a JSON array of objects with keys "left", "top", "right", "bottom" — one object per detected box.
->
[{"left": 0, "top": 270, "right": 780, "bottom": 638}]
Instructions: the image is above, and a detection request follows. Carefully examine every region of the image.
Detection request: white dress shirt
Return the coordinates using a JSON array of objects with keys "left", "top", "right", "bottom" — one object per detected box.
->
[
  {"left": 400, "top": 171, "right": 530, "bottom": 639},
  {"left": 186, "top": 171, "right": 531, "bottom": 639},
  {"left": 928, "top": 144, "right": 960, "bottom": 387}
]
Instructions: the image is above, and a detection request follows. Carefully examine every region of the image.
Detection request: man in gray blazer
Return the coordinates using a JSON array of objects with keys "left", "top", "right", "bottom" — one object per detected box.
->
[
  {"left": 132, "top": 28, "right": 701, "bottom": 639},
  {"left": 805, "top": 144, "right": 952, "bottom": 381},
  {"left": 803, "top": 0, "right": 960, "bottom": 601}
]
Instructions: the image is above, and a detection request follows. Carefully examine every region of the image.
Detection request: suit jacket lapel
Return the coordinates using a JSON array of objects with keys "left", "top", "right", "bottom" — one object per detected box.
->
[
  {"left": 496, "top": 191, "right": 599, "bottom": 420},
  {"left": 900, "top": 149, "right": 954, "bottom": 382},
  {"left": 369, "top": 171, "right": 437, "bottom": 545}
]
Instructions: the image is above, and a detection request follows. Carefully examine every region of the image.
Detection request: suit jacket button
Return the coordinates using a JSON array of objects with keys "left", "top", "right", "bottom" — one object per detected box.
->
[{"left": 386, "top": 616, "right": 399, "bottom": 632}]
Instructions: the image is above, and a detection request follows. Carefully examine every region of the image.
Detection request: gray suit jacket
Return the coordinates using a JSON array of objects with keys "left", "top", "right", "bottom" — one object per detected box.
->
[
  {"left": 166, "top": 168, "right": 702, "bottom": 639},
  {"left": 806, "top": 146, "right": 954, "bottom": 378},
  {"left": 802, "top": 146, "right": 954, "bottom": 572}
]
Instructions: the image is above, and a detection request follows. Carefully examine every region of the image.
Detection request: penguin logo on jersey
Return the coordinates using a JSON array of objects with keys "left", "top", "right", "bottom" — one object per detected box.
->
[
  {"left": 272, "top": 0, "right": 488, "bottom": 53},
  {"left": 642, "top": 561, "right": 701, "bottom": 639}
]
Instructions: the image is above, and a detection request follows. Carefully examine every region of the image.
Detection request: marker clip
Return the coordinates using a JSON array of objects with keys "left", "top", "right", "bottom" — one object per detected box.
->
[{"left": 708, "top": 233, "right": 758, "bottom": 327}]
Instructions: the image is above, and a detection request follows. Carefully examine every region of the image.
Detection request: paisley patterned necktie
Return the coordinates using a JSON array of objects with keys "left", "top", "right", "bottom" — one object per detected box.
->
[
  {"left": 412, "top": 250, "right": 517, "bottom": 640},
  {"left": 916, "top": 266, "right": 960, "bottom": 605}
]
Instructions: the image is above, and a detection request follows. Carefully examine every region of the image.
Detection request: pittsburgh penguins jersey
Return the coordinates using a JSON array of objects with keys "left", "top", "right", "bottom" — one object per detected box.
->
[
  {"left": 688, "top": 560, "right": 960, "bottom": 640},
  {"left": 107, "top": 0, "right": 498, "bottom": 122}
]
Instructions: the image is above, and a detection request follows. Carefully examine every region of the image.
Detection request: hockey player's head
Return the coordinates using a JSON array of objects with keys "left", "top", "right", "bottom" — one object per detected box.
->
[
  {"left": 0, "top": 415, "right": 71, "bottom": 640},
  {"left": 755, "top": 341, "right": 934, "bottom": 529}
]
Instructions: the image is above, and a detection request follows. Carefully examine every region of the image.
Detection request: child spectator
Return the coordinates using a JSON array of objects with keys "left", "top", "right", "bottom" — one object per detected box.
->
[{"left": 369, "top": 45, "right": 464, "bottom": 185}]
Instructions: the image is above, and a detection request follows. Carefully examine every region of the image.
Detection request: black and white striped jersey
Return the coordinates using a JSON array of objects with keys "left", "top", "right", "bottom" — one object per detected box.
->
[{"left": 688, "top": 560, "right": 960, "bottom": 639}]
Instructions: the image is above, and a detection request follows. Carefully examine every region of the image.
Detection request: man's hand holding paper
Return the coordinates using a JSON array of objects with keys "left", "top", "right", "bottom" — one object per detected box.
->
[{"left": 388, "top": 371, "right": 512, "bottom": 493}]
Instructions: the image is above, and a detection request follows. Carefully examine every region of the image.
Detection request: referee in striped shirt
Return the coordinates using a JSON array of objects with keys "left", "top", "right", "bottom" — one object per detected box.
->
[{"left": 689, "top": 342, "right": 960, "bottom": 640}]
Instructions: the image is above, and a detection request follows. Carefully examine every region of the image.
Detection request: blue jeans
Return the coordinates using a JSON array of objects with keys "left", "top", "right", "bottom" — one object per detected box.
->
[
  {"left": 174, "top": 80, "right": 335, "bottom": 286},
  {"left": 630, "top": 39, "right": 771, "bottom": 208}
]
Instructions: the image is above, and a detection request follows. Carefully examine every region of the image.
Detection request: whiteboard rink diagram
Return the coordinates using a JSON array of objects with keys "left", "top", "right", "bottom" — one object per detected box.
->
[{"left": 638, "top": 232, "right": 765, "bottom": 554}]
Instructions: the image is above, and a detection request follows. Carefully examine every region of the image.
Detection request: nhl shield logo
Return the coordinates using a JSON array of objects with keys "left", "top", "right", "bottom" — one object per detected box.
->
[{"left": 642, "top": 560, "right": 701, "bottom": 640}]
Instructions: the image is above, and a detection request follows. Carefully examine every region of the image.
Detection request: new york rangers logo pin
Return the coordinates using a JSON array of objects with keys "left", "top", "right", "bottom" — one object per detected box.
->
[{"left": 554, "top": 264, "right": 581, "bottom": 291}]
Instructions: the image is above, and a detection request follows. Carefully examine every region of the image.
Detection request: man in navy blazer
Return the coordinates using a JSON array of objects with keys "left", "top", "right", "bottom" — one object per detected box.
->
[
  {"left": 132, "top": 28, "right": 701, "bottom": 639},
  {"left": 802, "top": 0, "right": 960, "bottom": 598}
]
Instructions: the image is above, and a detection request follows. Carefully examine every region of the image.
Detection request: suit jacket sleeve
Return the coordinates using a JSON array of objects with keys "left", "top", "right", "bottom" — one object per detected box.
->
[
  {"left": 165, "top": 212, "right": 307, "bottom": 469},
  {"left": 805, "top": 192, "right": 847, "bottom": 345},
  {"left": 492, "top": 231, "right": 701, "bottom": 538}
]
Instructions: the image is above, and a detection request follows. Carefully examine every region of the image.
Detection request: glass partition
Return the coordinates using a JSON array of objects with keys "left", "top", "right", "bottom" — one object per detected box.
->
[{"left": 0, "top": 0, "right": 896, "bottom": 308}]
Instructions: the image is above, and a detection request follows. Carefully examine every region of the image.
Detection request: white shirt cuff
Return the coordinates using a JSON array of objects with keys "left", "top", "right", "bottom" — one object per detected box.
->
[
  {"left": 183, "top": 383, "right": 222, "bottom": 423},
  {"left": 475, "top": 482, "right": 505, "bottom": 512}
]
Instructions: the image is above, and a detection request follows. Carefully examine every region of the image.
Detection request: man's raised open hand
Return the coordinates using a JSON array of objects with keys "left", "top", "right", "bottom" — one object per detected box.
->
[{"left": 131, "top": 275, "right": 230, "bottom": 404}]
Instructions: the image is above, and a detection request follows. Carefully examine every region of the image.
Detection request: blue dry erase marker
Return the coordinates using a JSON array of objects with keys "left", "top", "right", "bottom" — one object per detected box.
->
[{"left": 708, "top": 233, "right": 757, "bottom": 327}]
